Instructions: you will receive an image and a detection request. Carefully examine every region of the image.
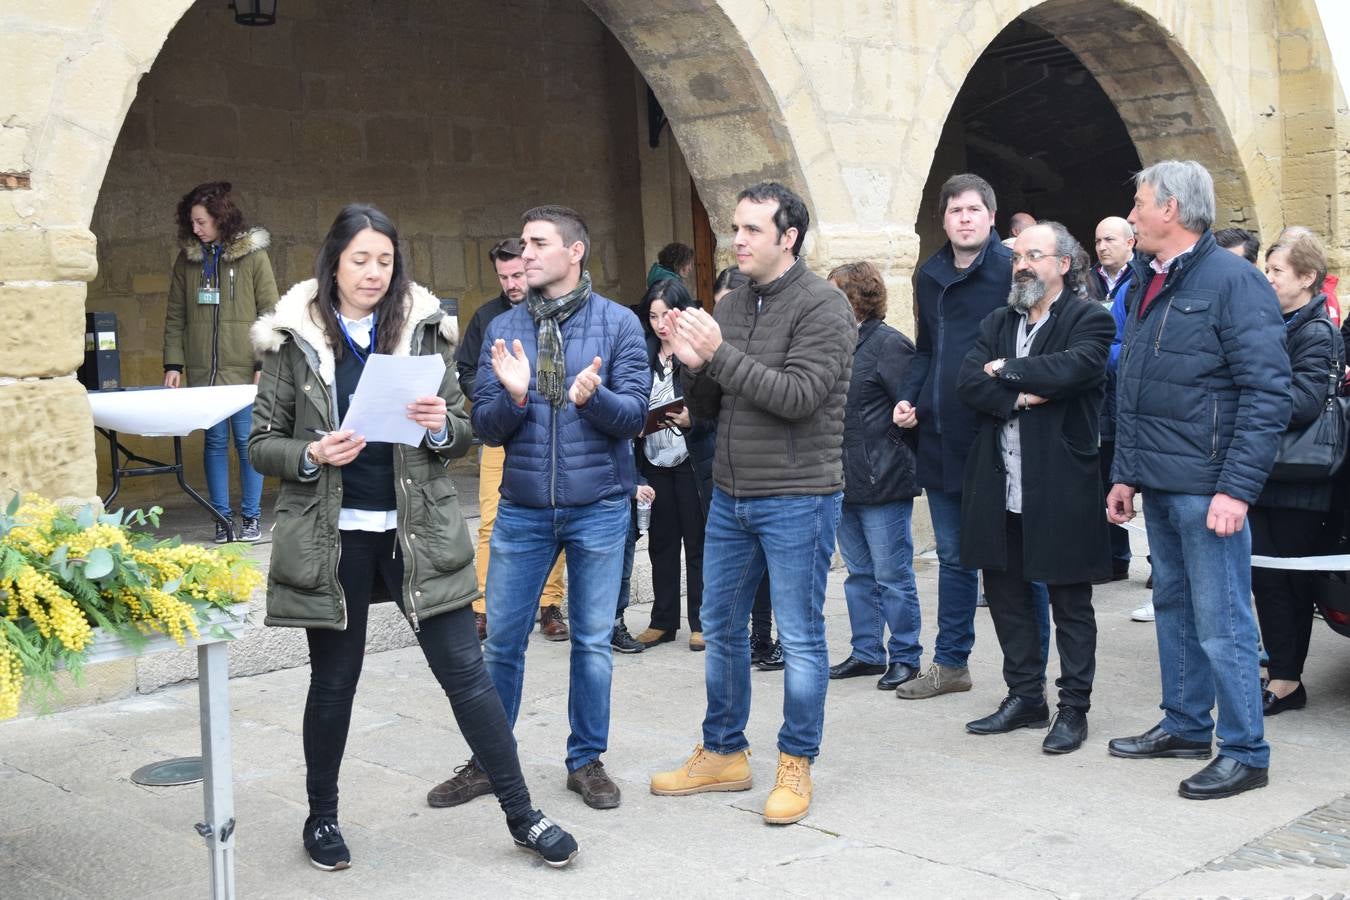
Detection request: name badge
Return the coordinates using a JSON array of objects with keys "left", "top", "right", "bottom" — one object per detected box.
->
[{"left": 197, "top": 288, "right": 221, "bottom": 305}]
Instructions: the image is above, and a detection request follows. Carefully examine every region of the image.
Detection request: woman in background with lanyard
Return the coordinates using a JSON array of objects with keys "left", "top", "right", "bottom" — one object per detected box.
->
[
  {"left": 248, "top": 203, "right": 578, "bottom": 872},
  {"left": 163, "top": 181, "right": 278, "bottom": 542}
]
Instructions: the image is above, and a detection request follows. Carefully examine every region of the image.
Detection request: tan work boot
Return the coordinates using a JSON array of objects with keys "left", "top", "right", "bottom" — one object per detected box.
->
[
  {"left": 650, "top": 745, "right": 752, "bottom": 796},
  {"left": 894, "top": 663, "right": 972, "bottom": 699},
  {"left": 763, "top": 752, "right": 812, "bottom": 824}
]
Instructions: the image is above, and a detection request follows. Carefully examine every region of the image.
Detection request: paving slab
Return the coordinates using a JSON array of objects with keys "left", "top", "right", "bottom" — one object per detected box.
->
[{"left": 3, "top": 496, "right": 1350, "bottom": 898}]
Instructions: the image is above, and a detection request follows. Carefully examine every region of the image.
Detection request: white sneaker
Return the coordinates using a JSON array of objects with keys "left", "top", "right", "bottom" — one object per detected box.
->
[{"left": 1130, "top": 600, "right": 1155, "bottom": 622}]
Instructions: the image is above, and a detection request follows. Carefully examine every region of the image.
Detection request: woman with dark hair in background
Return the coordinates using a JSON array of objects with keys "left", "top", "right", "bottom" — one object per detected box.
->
[
  {"left": 249, "top": 204, "right": 577, "bottom": 871},
  {"left": 1252, "top": 229, "right": 1342, "bottom": 715},
  {"left": 634, "top": 277, "right": 716, "bottom": 649},
  {"left": 648, "top": 241, "right": 695, "bottom": 285},
  {"left": 164, "top": 181, "right": 278, "bottom": 542},
  {"left": 825, "top": 262, "right": 923, "bottom": 691},
  {"left": 713, "top": 266, "right": 783, "bottom": 669}
]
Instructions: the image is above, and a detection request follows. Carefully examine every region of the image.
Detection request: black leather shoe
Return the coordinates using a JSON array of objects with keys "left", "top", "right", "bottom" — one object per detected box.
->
[
  {"left": 1178, "top": 756, "right": 1269, "bottom": 800},
  {"left": 1262, "top": 683, "right": 1307, "bottom": 716},
  {"left": 1107, "top": 724, "right": 1211, "bottom": 759},
  {"left": 829, "top": 656, "right": 887, "bottom": 680},
  {"left": 966, "top": 695, "right": 1050, "bottom": 734},
  {"left": 1041, "top": 707, "right": 1088, "bottom": 754},
  {"left": 876, "top": 662, "right": 919, "bottom": 691}
]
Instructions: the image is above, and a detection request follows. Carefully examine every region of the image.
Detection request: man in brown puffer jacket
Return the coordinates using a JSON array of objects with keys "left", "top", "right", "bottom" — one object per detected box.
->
[{"left": 648, "top": 182, "right": 854, "bottom": 827}]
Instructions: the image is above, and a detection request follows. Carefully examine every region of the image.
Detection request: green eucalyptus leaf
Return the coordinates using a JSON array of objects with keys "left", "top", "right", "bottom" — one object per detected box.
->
[
  {"left": 5, "top": 493, "right": 19, "bottom": 517},
  {"left": 74, "top": 505, "right": 96, "bottom": 530},
  {"left": 81, "top": 547, "right": 114, "bottom": 580}
]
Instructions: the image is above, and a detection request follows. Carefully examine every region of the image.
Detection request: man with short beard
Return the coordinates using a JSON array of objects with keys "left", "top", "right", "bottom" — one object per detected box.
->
[{"left": 955, "top": 222, "right": 1115, "bottom": 755}]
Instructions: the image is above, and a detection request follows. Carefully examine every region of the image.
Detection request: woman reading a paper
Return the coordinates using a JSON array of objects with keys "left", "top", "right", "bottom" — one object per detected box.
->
[{"left": 248, "top": 204, "right": 577, "bottom": 872}]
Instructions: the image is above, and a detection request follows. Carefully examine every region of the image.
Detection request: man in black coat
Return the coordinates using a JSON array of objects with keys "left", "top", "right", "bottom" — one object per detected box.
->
[
  {"left": 894, "top": 173, "right": 1050, "bottom": 701},
  {"left": 956, "top": 222, "right": 1115, "bottom": 754}
]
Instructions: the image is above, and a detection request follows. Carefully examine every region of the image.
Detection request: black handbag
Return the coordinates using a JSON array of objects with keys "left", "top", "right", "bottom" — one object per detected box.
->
[{"left": 1270, "top": 318, "right": 1349, "bottom": 482}]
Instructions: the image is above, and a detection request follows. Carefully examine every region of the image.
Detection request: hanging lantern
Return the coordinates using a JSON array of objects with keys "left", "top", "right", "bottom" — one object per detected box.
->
[{"left": 230, "top": 0, "right": 277, "bottom": 26}]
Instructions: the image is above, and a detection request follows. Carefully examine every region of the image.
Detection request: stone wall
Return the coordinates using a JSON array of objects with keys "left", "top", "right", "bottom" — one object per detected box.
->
[{"left": 84, "top": 0, "right": 658, "bottom": 504}]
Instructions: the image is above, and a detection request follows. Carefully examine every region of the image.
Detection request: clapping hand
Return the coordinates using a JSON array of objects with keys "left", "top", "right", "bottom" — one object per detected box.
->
[
  {"left": 672, "top": 307, "right": 723, "bottom": 363},
  {"left": 491, "top": 338, "right": 531, "bottom": 404},
  {"left": 569, "top": 357, "right": 603, "bottom": 407},
  {"left": 663, "top": 309, "right": 705, "bottom": 369}
]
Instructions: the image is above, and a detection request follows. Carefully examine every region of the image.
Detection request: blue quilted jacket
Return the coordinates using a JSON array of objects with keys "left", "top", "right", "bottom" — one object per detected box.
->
[
  {"left": 1112, "top": 232, "right": 1292, "bottom": 504},
  {"left": 472, "top": 293, "right": 651, "bottom": 508}
]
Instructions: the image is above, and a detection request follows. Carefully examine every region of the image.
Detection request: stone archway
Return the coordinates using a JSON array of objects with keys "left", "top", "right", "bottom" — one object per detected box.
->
[
  {"left": 1019, "top": 0, "right": 1261, "bottom": 228},
  {"left": 0, "top": 0, "right": 815, "bottom": 502},
  {"left": 898, "top": 0, "right": 1271, "bottom": 255}
]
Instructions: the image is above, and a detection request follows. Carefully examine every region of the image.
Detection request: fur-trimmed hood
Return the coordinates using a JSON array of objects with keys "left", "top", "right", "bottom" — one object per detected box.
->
[
  {"left": 250, "top": 278, "right": 458, "bottom": 386},
  {"left": 183, "top": 226, "right": 271, "bottom": 263}
]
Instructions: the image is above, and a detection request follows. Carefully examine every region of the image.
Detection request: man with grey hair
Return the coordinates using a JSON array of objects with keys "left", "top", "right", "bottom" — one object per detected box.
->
[
  {"left": 955, "top": 222, "right": 1115, "bottom": 755},
  {"left": 1106, "top": 160, "right": 1292, "bottom": 799}
]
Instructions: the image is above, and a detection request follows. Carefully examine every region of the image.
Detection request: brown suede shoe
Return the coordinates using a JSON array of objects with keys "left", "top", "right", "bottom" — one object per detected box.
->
[
  {"left": 539, "top": 605, "right": 569, "bottom": 641},
  {"left": 427, "top": 758, "right": 492, "bottom": 808},
  {"left": 566, "top": 759, "right": 621, "bottom": 809}
]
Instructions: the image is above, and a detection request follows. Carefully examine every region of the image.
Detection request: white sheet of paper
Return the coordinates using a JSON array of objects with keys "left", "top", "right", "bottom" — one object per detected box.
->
[{"left": 338, "top": 353, "right": 446, "bottom": 446}]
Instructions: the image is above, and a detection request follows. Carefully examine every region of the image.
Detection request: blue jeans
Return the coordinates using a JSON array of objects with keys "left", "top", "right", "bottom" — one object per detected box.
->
[
  {"left": 483, "top": 495, "right": 629, "bottom": 772},
  {"left": 929, "top": 489, "right": 1050, "bottom": 667},
  {"left": 204, "top": 403, "right": 262, "bottom": 520},
  {"left": 700, "top": 488, "right": 842, "bottom": 761},
  {"left": 837, "top": 500, "right": 921, "bottom": 667},
  {"left": 926, "top": 489, "right": 979, "bottom": 667},
  {"left": 616, "top": 501, "right": 639, "bottom": 619},
  {"left": 1143, "top": 490, "right": 1268, "bottom": 768}
]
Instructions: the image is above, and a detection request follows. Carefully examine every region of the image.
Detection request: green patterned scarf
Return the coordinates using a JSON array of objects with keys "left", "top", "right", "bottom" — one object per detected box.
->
[{"left": 526, "top": 271, "right": 592, "bottom": 407}]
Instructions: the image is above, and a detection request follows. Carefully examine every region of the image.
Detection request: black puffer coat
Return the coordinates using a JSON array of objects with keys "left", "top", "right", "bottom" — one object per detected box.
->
[
  {"left": 1257, "top": 295, "right": 1342, "bottom": 512},
  {"left": 842, "top": 318, "right": 919, "bottom": 505}
]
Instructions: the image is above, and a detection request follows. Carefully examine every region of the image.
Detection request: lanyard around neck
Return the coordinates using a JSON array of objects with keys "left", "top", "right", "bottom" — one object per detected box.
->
[{"left": 338, "top": 314, "right": 376, "bottom": 363}]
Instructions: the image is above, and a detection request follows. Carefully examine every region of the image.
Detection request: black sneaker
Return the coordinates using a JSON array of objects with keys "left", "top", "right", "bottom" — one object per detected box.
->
[
  {"left": 302, "top": 816, "right": 351, "bottom": 871},
  {"left": 213, "top": 520, "right": 232, "bottom": 543},
  {"left": 239, "top": 516, "right": 262, "bottom": 542},
  {"left": 510, "top": 810, "right": 578, "bottom": 868},
  {"left": 754, "top": 640, "right": 784, "bottom": 672},
  {"left": 610, "top": 620, "right": 645, "bottom": 654},
  {"left": 750, "top": 635, "right": 771, "bottom": 666}
]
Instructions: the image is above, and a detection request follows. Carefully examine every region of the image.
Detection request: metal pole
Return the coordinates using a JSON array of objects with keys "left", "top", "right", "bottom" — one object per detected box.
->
[{"left": 196, "top": 641, "right": 236, "bottom": 900}]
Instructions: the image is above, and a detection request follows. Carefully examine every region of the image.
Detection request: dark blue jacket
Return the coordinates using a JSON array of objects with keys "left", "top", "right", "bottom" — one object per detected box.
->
[
  {"left": 844, "top": 318, "right": 919, "bottom": 505},
  {"left": 472, "top": 293, "right": 651, "bottom": 508},
  {"left": 1085, "top": 264, "right": 1136, "bottom": 440},
  {"left": 899, "top": 231, "right": 1012, "bottom": 493},
  {"left": 1112, "top": 232, "right": 1293, "bottom": 504}
]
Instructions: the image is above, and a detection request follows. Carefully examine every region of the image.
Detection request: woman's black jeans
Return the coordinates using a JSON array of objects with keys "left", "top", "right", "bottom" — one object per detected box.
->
[{"left": 303, "top": 528, "right": 531, "bottom": 824}]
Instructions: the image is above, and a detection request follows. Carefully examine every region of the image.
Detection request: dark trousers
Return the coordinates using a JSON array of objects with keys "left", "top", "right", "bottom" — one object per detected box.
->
[
  {"left": 1100, "top": 440, "right": 1132, "bottom": 570},
  {"left": 1251, "top": 505, "right": 1325, "bottom": 682},
  {"left": 645, "top": 461, "right": 706, "bottom": 632},
  {"left": 617, "top": 500, "right": 639, "bottom": 620},
  {"left": 303, "top": 528, "right": 531, "bottom": 824},
  {"left": 751, "top": 577, "right": 772, "bottom": 643},
  {"left": 982, "top": 513, "right": 1097, "bottom": 711}
]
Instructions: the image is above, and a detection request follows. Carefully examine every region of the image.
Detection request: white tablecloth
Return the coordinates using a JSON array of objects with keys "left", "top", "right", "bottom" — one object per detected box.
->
[{"left": 87, "top": 385, "right": 257, "bottom": 437}]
